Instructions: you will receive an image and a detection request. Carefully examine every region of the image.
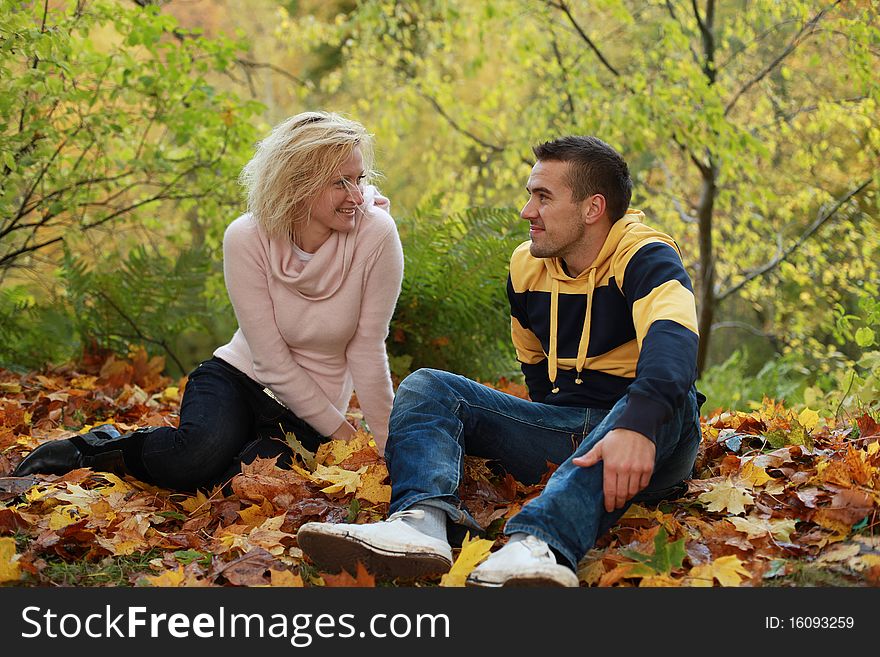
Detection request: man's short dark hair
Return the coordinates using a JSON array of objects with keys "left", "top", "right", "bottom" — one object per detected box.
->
[{"left": 532, "top": 136, "right": 633, "bottom": 221}]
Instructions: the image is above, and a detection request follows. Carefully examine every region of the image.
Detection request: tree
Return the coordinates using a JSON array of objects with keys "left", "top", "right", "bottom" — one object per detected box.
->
[
  {"left": 279, "top": 0, "right": 880, "bottom": 374},
  {"left": 0, "top": 0, "right": 262, "bottom": 278}
]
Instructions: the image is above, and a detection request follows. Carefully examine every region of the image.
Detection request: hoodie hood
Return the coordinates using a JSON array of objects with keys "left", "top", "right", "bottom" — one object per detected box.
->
[
  {"left": 541, "top": 209, "right": 680, "bottom": 391},
  {"left": 266, "top": 185, "right": 389, "bottom": 301}
]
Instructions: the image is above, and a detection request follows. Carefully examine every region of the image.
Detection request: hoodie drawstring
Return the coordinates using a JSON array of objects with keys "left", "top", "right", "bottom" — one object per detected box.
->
[
  {"left": 548, "top": 278, "right": 560, "bottom": 394},
  {"left": 574, "top": 268, "right": 595, "bottom": 384},
  {"left": 548, "top": 268, "right": 595, "bottom": 393}
]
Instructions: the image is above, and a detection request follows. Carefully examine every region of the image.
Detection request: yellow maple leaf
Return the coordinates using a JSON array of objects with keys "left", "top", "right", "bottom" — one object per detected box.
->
[
  {"left": 180, "top": 490, "right": 210, "bottom": 513},
  {"left": 768, "top": 518, "right": 798, "bottom": 542},
  {"left": 868, "top": 441, "right": 879, "bottom": 457},
  {"left": 439, "top": 533, "right": 494, "bottom": 587},
  {"left": 577, "top": 559, "right": 606, "bottom": 586},
  {"left": 270, "top": 569, "right": 304, "bottom": 587},
  {"left": 55, "top": 483, "right": 102, "bottom": 508},
  {"left": 143, "top": 565, "right": 186, "bottom": 587},
  {"left": 238, "top": 502, "right": 273, "bottom": 527},
  {"left": 94, "top": 472, "right": 134, "bottom": 496},
  {"left": 313, "top": 464, "right": 366, "bottom": 495},
  {"left": 0, "top": 537, "right": 21, "bottom": 583},
  {"left": 798, "top": 407, "right": 821, "bottom": 432},
  {"left": 698, "top": 479, "right": 754, "bottom": 515},
  {"left": 728, "top": 516, "right": 771, "bottom": 539},
  {"left": 639, "top": 574, "right": 681, "bottom": 587},
  {"left": 355, "top": 465, "right": 391, "bottom": 505},
  {"left": 48, "top": 505, "right": 81, "bottom": 530},
  {"left": 315, "top": 432, "right": 373, "bottom": 467},
  {"left": 689, "top": 556, "right": 750, "bottom": 587},
  {"left": 739, "top": 459, "right": 773, "bottom": 488}
]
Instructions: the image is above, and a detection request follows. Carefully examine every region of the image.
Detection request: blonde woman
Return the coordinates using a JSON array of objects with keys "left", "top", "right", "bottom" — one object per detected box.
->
[{"left": 15, "top": 112, "right": 404, "bottom": 490}]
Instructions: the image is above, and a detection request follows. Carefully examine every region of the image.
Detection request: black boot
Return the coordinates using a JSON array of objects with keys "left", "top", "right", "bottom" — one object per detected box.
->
[{"left": 13, "top": 425, "right": 151, "bottom": 480}]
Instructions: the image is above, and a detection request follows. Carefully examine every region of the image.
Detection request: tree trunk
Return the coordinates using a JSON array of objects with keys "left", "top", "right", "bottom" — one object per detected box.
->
[{"left": 696, "top": 161, "right": 718, "bottom": 376}]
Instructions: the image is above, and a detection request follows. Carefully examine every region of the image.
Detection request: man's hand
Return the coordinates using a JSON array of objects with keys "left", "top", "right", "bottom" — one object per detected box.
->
[{"left": 572, "top": 428, "right": 655, "bottom": 512}]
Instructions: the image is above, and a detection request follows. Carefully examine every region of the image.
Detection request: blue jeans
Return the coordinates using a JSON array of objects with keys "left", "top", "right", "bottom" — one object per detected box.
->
[
  {"left": 138, "top": 357, "right": 324, "bottom": 490},
  {"left": 385, "top": 368, "right": 702, "bottom": 569}
]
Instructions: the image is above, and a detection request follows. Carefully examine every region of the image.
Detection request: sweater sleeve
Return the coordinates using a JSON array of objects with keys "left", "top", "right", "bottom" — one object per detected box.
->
[
  {"left": 345, "top": 212, "right": 404, "bottom": 455},
  {"left": 613, "top": 241, "right": 699, "bottom": 443},
  {"left": 507, "top": 273, "right": 551, "bottom": 403},
  {"left": 222, "top": 217, "right": 346, "bottom": 436}
]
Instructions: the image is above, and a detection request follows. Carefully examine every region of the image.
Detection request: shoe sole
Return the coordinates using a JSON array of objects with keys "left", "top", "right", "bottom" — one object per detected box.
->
[
  {"left": 465, "top": 575, "right": 577, "bottom": 588},
  {"left": 298, "top": 528, "right": 452, "bottom": 580}
]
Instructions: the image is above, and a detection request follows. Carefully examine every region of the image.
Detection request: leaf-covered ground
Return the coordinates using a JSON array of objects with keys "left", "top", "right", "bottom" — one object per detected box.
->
[{"left": 1, "top": 349, "right": 878, "bottom": 587}]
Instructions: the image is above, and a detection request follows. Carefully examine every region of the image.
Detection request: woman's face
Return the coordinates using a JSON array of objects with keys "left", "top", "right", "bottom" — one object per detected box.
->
[{"left": 304, "top": 147, "right": 365, "bottom": 246}]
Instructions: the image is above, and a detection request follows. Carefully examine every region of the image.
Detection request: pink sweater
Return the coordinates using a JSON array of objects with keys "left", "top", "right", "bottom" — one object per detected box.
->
[{"left": 214, "top": 187, "right": 404, "bottom": 450}]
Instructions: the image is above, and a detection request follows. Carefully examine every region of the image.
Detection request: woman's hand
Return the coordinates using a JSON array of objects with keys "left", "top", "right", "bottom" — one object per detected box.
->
[{"left": 329, "top": 420, "right": 357, "bottom": 441}]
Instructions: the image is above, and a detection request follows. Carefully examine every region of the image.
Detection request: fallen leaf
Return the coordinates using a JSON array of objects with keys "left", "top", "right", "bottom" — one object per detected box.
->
[
  {"left": 270, "top": 569, "right": 304, "bottom": 587},
  {"left": 619, "top": 527, "right": 686, "bottom": 576},
  {"left": 0, "top": 536, "right": 20, "bottom": 583},
  {"left": 142, "top": 565, "right": 186, "bottom": 587},
  {"left": 322, "top": 562, "right": 376, "bottom": 587},
  {"left": 698, "top": 479, "right": 754, "bottom": 515},
  {"left": 313, "top": 464, "right": 366, "bottom": 495},
  {"left": 355, "top": 464, "right": 391, "bottom": 505},
  {"left": 284, "top": 430, "right": 318, "bottom": 471},
  {"left": 638, "top": 574, "right": 681, "bottom": 587},
  {"left": 440, "top": 533, "right": 494, "bottom": 587},
  {"left": 817, "top": 543, "right": 861, "bottom": 563},
  {"left": 798, "top": 408, "right": 821, "bottom": 432},
  {"left": 180, "top": 490, "right": 211, "bottom": 514},
  {"left": 738, "top": 459, "right": 773, "bottom": 488},
  {"left": 688, "top": 555, "right": 750, "bottom": 587},
  {"left": 577, "top": 558, "right": 606, "bottom": 586}
]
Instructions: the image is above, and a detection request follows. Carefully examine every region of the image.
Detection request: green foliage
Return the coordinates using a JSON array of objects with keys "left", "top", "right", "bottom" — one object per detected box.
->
[
  {"left": 698, "top": 350, "right": 811, "bottom": 414},
  {"left": 0, "top": 0, "right": 261, "bottom": 282},
  {"left": 0, "top": 0, "right": 257, "bottom": 374},
  {"left": 619, "top": 527, "right": 686, "bottom": 576},
  {"left": 0, "top": 285, "right": 77, "bottom": 371},
  {"left": 60, "top": 244, "right": 216, "bottom": 376},
  {"left": 803, "top": 287, "right": 880, "bottom": 416},
  {"left": 390, "top": 204, "right": 525, "bottom": 380}
]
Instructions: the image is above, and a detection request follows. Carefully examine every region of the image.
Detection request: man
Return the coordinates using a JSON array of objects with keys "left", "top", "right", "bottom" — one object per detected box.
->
[{"left": 297, "top": 136, "right": 704, "bottom": 586}]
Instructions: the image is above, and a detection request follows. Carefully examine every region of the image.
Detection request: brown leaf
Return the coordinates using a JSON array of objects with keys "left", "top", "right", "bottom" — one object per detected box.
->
[
  {"left": 0, "top": 507, "right": 30, "bottom": 534},
  {"left": 321, "top": 562, "right": 376, "bottom": 587},
  {"left": 216, "top": 548, "right": 281, "bottom": 586},
  {"left": 232, "top": 471, "right": 315, "bottom": 506}
]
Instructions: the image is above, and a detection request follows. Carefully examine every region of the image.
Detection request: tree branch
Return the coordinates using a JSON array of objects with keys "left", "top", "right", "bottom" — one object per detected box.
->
[
  {"left": 416, "top": 91, "right": 525, "bottom": 161},
  {"left": 711, "top": 321, "right": 776, "bottom": 340},
  {"left": 717, "top": 178, "right": 872, "bottom": 301},
  {"left": 664, "top": 0, "right": 703, "bottom": 70},
  {"left": 550, "top": 35, "right": 576, "bottom": 117},
  {"left": 724, "top": 1, "right": 841, "bottom": 116},
  {"left": 95, "top": 289, "right": 186, "bottom": 374},
  {"left": 544, "top": 0, "right": 620, "bottom": 77},
  {"left": 235, "top": 57, "right": 308, "bottom": 87}
]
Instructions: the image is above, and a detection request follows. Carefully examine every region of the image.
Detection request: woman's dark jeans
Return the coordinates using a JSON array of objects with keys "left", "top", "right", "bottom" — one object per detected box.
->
[{"left": 137, "top": 357, "right": 324, "bottom": 491}]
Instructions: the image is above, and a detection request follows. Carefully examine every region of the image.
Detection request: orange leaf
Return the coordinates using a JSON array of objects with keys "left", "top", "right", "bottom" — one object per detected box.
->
[{"left": 321, "top": 562, "right": 376, "bottom": 587}]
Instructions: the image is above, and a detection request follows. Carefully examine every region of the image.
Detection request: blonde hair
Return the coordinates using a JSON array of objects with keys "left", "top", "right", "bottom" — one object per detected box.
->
[{"left": 239, "top": 111, "right": 375, "bottom": 240}]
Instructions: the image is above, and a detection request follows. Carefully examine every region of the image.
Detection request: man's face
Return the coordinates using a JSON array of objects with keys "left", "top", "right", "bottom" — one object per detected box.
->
[{"left": 521, "top": 159, "right": 589, "bottom": 261}]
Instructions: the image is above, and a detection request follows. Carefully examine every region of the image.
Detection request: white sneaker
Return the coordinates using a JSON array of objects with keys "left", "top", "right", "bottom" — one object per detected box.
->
[
  {"left": 297, "top": 509, "right": 453, "bottom": 579},
  {"left": 466, "top": 535, "right": 579, "bottom": 587}
]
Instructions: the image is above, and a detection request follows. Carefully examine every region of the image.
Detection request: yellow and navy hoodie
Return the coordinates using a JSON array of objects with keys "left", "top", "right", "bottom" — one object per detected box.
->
[{"left": 506, "top": 209, "right": 700, "bottom": 442}]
